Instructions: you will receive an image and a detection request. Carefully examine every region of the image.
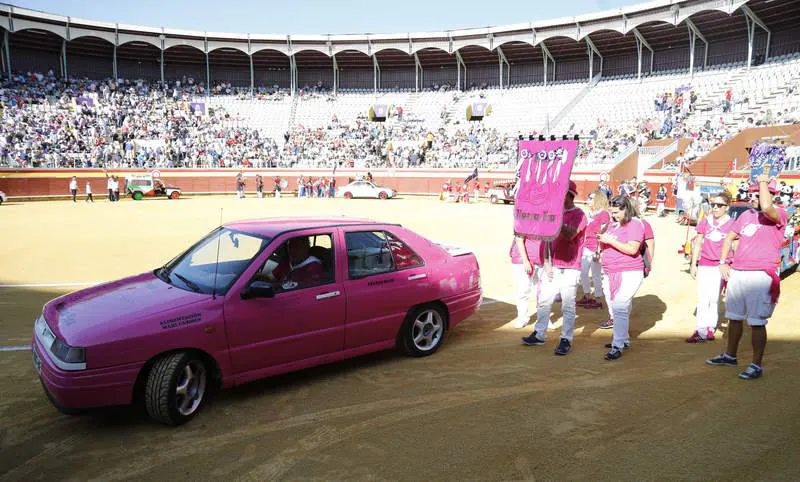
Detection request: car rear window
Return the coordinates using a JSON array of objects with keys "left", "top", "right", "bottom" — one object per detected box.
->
[{"left": 385, "top": 231, "right": 424, "bottom": 270}]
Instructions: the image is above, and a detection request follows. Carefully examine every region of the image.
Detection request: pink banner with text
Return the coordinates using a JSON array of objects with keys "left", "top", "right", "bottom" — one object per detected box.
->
[{"left": 513, "top": 140, "right": 579, "bottom": 240}]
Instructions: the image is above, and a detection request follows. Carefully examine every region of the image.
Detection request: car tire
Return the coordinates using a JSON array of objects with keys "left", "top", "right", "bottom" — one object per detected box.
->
[
  {"left": 489, "top": 195, "right": 498, "bottom": 204},
  {"left": 379, "top": 191, "right": 388, "bottom": 200},
  {"left": 145, "top": 352, "right": 208, "bottom": 426},
  {"left": 503, "top": 200, "right": 510, "bottom": 204},
  {"left": 132, "top": 191, "right": 144, "bottom": 201},
  {"left": 169, "top": 191, "right": 180, "bottom": 200},
  {"left": 400, "top": 304, "right": 447, "bottom": 357},
  {"left": 344, "top": 192, "right": 353, "bottom": 199}
]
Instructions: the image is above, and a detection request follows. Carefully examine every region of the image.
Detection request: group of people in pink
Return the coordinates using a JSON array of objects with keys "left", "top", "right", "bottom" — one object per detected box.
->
[
  {"left": 509, "top": 174, "right": 787, "bottom": 379},
  {"left": 440, "top": 179, "right": 490, "bottom": 203}
]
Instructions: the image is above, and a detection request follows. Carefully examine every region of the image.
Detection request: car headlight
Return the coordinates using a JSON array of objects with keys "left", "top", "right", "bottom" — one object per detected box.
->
[
  {"left": 52, "top": 338, "right": 86, "bottom": 364},
  {"left": 35, "top": 314, "right": 87, "bottom": 370}
]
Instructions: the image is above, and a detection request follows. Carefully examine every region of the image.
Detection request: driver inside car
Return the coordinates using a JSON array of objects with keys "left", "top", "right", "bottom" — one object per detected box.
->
[{"left": 258, "top": 237, "right": 324, "bottom": 290}]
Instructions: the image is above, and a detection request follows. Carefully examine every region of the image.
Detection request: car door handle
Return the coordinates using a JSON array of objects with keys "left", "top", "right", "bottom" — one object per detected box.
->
[
  {"left": 408, "top": 274, "right": 427, "bottom": 281},
  {"left": 316, "top": 291, "right": 341, "bottom": 300}
]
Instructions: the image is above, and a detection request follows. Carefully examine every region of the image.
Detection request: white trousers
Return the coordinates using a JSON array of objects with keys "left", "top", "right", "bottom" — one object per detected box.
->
[
  {"left": 602, "top": 271, "right": 644, "bottom": 349},
  {"left": 580, "top": 248, "right": 604, "bottom": 297},
  {"left": 512, "top": 263, "right": 539, "bottom": 323},
  {"left": 695, "top": 265, "right": 722, "bottom": 332},
  {"left": 534, "top": 268, "right": 580, "bottom": 341},
  {"left": 656, "top": 202, "right": 665, "bottom": 216}
]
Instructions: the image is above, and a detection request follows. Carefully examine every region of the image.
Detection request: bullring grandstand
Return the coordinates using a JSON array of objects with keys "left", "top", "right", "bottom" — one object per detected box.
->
[{"left": 0, "top": 0, "right": 798, "bottom": 183}]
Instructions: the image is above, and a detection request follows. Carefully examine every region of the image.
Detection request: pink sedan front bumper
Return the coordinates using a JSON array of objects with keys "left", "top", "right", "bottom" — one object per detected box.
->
[{"left": 32, "top": 333, "right": 142, "bottom": 412}]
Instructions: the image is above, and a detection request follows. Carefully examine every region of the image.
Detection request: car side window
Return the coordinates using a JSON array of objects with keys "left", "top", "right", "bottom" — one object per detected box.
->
[
  {"left": 345, "top": 231, "right": 395, "bottom": 279},
  {"left": 384, "top": 231, "right": 424, "bottom": 270},
  {"left": 254, "top": 233, "right": 335, "bottom": 293}
]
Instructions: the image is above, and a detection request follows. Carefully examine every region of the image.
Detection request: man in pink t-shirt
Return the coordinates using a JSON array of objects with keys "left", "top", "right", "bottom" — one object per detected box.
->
[
  {"left": 522, "top": 181, "right": 587, "bottom": 355},
  {"left": 706, "top": 175, "right": 788, "bottom": 380}
]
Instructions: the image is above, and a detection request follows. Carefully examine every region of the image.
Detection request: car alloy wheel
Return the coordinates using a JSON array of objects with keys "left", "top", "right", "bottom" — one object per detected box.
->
[
  {"left": 490, "top": 195, "right": 498, "bottom": 204},
  {"left": 169, "top": 191, "right": 180, "bottom": 200},
  {"left": 344, "top": 192, "right": 353, "bottom": 199},
  {"left": 145, "top": 352, "right": 208, "bottom": 425},
  {"left": 401, "top": 305, "right": 447, "bottom": 357},
  {"left": 132, "top": 191, "right": 144, "bottom": 200},
  {"left": 379, "top": 191, "right": 388, "bottom": 200},
  {"left": 175, "top": 360, "right": 206, "bottom": 416}
]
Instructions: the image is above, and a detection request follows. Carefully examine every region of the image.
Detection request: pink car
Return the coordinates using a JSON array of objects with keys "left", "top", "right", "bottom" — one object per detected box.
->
[{"left": 32, "top": 217, "right": 481, "bottom": 425}]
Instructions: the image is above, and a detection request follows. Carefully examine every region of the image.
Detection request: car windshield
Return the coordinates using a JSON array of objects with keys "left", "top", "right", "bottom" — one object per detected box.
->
[{"left": 157, "top": 227, "right": 270, "bottom": 295}]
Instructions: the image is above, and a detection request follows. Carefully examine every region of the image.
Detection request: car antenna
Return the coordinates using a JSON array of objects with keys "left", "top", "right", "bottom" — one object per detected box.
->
[{"left": 212, "top": 208, "right": 223, "bottom": 300}]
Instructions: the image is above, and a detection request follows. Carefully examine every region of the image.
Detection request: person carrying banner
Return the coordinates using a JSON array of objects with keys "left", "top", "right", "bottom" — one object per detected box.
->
[
  {"left": 706, "top": 175, "right": 788, "bottom": 380},
  {"left": 597, "top": 196, "right": 646, "bottom": 360},
  {"left": 509, "top": 233, "right": 543, "bottom": 329},
  {"left": 522, "top": 181, "right": 587, "bottom": 355},
  {"left": 687, "top": 190, "right": 734, "bottom": 343},
  {"left": 577, "top": 190, "right": 609, "bottom": 309}
]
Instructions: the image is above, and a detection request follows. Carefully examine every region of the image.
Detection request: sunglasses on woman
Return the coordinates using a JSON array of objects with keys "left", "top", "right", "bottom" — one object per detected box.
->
[
  {"left": 610, "top": 199, "right": 627, "bottom": 208},
  {"left": 710, "top": 202, "right": 728, "bottom": 208}
]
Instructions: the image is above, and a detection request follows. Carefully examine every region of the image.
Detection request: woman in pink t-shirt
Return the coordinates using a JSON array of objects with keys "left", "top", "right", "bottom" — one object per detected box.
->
[
  {"left": 509, "top": 234, "right": 544, "bottom": 328},
  {"left": 577, "top": 190, "right": 609, "bottom": 309},
  {"left": 687, "top": 191, "right": 734, "bottom": 343},
  {"left": 597, "top": 196, "right": 645, "bottom": 360}
]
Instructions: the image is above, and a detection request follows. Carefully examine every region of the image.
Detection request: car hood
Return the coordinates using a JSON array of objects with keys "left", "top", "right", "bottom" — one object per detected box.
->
[{"left": 44, "top": 272, "right": 209, "bottom": 346}]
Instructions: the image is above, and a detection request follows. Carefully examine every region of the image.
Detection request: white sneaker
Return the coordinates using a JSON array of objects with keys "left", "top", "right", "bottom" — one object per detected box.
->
[{"left": 513, "top": 318, "right": 529, "bottom": 329}]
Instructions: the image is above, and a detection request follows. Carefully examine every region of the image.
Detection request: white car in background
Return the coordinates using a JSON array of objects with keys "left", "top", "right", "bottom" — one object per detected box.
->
[
  {"left": 0, "top": 190, "right": 6, "bottom": 205},
  {"left": 339, "top": 181, "right": 396, "bottom": 200}
]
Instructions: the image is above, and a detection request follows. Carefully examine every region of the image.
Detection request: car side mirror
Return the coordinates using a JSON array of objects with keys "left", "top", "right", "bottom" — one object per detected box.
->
[{"left": 241, "top": 280, "right": 275, "bottom": 300}]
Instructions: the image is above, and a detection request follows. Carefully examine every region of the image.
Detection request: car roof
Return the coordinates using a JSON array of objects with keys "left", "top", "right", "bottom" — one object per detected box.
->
[{"left": 224, "top": 216, "right": 399, "bottom": 238}]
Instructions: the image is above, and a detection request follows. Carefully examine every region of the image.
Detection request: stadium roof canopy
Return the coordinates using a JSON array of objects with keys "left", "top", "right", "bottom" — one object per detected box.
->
[{"left": 1, "top": 0, "right": 797, "bottom": 68}]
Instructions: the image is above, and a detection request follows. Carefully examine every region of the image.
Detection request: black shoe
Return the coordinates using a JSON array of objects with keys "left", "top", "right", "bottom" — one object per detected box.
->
[
  {"left": 521, "top": 332, "right": 545, "bottom": 346},
  {"left": 605, "top": 347, "right": 623, "bottom": 360},
  {"left": 554, "top": 338, "right": 571, "bottom": 356},
  {"left": 604, "top": 342, "right": 631, "bottom": 350}
]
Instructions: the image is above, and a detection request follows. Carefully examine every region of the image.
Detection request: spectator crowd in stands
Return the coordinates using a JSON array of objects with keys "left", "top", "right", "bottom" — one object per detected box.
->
[{"left": 1, "top": 67, "right": 799, "bottom": 172}]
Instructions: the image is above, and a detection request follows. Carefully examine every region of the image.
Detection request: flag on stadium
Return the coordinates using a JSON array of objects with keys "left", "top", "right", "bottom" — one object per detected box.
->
[{"left": 464, "top": 168, "right": 478, "bottom": 184}]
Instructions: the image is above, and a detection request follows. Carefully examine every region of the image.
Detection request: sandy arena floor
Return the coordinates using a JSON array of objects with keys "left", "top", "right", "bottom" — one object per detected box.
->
[{"left": 1, "top": 194, "right": 799, "bottom": 481}]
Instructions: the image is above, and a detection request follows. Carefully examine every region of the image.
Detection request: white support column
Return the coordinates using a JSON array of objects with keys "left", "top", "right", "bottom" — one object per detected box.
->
[
  {"left": 742, "top": 4, "right": 771, "bottom": 66},
  {"left": 332, "top": 54, "right": 338, "bottom": 95},
  {"left": 414, "top": 52, "right": 422, "bottom": 93},
  {"left": 63, "top": 18, "right": 70, "bottom": 80},
  {"left": 686, "top": 19, "right": 708, "bottom": 77},
  {"left": 5, "top": 8, "right": 12, "bottom": 78},
  {"left": 61, "top": 39, "right": 67, "bottom": 80},
  {"left": 113, "top": 24, "right": 118, "bottom": 80},
  {"left": 373, "top": 55, "right": 380, "bottom": 94},
  {"left": 497, "top": 46, "right": 509, "bottom": 89},
  {"left": 247, "top": 34, "right": 253, "bottom": 96},
  {"left": 3, "top": 30, "right": 10, "bottom": 79},
  {"left": 204, "top": 35, "right": 210, "bottom": 97},
  {"left": 585, "top": 35, "right": 602, "bottom": 82},
  {"left": 633, "top": 28, "right": 653, "bottom": 80},
  {"left": 456, "top": 51, "right": 466, "bottom": 91},
  {"left": 159, "top": 32, "right": 165, "bottom": 86},
  {"left": 541, "top": 42, "right": 554, "bottom": 86}
]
